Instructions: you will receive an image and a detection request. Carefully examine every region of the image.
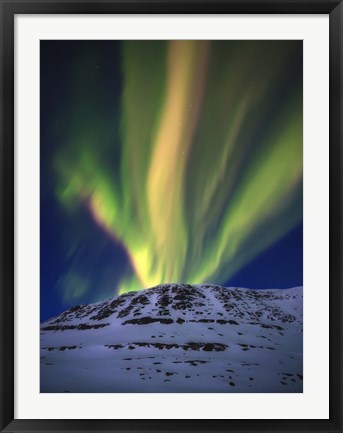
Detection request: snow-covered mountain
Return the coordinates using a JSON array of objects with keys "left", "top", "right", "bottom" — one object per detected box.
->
[{"left": 40, "top": 284, "right": 303, "bottom": 393}]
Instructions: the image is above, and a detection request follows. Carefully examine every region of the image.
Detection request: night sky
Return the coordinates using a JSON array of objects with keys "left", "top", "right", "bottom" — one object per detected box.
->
[{"left": 40, "top": 40, "right": 303, "bottom": 322}]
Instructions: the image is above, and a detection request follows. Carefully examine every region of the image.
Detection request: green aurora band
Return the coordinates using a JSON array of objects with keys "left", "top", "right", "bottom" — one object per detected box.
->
[{"left": 55, "top": 40, "right": 302, "bottom": 296}]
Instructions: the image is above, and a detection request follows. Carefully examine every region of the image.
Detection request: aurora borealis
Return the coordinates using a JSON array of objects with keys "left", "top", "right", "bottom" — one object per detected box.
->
[{"left": 40, "top": 40, "right": 303, "bottom": 320}]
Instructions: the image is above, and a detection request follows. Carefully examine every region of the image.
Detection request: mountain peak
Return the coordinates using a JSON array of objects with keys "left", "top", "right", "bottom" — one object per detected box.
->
[{"left": 41, "top": 284, "right": 303, "bottom": 392}]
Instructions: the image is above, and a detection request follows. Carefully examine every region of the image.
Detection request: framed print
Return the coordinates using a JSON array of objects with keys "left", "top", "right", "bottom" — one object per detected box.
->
[{"left": 0, "top": 1, "right": 342, "bottom": 432}]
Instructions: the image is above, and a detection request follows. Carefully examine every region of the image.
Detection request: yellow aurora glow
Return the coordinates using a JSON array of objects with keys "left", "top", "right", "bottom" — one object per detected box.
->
[{"left": 55, "top": 40, "right": 303, "bottom": 295}]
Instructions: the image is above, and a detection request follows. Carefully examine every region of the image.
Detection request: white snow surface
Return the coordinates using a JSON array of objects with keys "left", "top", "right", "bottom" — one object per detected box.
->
[{"left": 40, "top": 283, "right": 303, "bottom": 393}]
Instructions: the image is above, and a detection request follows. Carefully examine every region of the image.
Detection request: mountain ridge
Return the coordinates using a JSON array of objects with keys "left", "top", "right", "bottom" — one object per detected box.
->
[{"left": 41, "top": 283, "right": 303, "bottom": 393}]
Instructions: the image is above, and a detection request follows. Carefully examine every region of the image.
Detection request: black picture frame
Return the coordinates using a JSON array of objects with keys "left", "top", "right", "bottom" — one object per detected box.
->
[{"left": 1, "top": 0, "right": 342, "bottom": 432}]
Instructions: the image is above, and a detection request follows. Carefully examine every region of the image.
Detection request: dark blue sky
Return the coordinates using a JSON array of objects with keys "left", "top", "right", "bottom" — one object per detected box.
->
[{"left": 40, "top": 41, "right": 303, "bottom": 322}]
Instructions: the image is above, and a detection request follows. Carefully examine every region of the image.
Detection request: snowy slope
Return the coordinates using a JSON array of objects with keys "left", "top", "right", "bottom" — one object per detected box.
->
[{"left": 40, "top": 284, "right": 303, "bottom": 393}]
